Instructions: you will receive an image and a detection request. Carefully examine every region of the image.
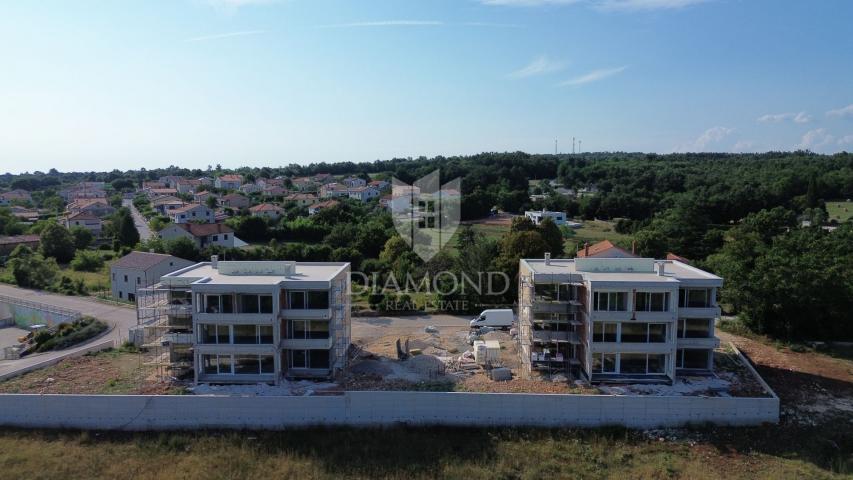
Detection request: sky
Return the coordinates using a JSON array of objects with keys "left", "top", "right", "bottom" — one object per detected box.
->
[{"left": 1, "top": 0, "right": 852, "bottom": 173}]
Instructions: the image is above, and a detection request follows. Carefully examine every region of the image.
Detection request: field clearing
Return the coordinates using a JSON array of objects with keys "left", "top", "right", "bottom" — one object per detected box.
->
[
  {"left": 826, "top": 201, "right": 853, "bottom": 223},
  {"left": 565, "top": 220, "right": 633, "bottom": 255}
]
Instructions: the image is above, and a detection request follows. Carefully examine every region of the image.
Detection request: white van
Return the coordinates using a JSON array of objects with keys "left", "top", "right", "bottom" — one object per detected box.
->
[{"left": 469, "top": 309, "right": 514, "bottom": 330}]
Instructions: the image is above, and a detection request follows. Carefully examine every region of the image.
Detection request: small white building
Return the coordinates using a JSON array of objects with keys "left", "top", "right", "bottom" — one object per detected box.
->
[
  {"left": 525, "top": 210, "right": 567, "bottom": 226},
  {"left": 158, "top": 223, "right": 243, "bottom": 249},
  {"left": 64, "top": 212, "right": 102, "bottom": 236},
  {"left": 249, "top": 203, "right": 284, "bottom": 220},
  {"left": 341, "top": 176, "right": 367, "bottom": 188},
  {"left": 215, "top": 175, "right": 244, "bottom": 191},
  {"left": 110, "top": 251, "right": 194, "bottom": 302},
  {"left": 170, "top": 204, "right": 215, "bottom": 224},
  {"left": 347, "top": 186, "right": 380, "bottom": 202}
]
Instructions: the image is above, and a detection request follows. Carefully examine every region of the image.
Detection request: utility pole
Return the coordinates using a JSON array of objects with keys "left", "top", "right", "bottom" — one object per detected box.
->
[
  {"left": 578, "top": 140, "right": 582, "bottom": 153},
  {"left": 555, "top": 139, "right": 558, "bottom": 155},
  {"left": 572, "top": 137, "right": 576, "bottom": 154}
]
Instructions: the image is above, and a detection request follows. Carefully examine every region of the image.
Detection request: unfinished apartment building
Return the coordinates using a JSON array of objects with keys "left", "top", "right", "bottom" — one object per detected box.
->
[
  {"left": 518, "top": 252, "right": 722, "bottom": 383},
  {"left": 137, "top": 257, "right": 350, "bottom": 384}
]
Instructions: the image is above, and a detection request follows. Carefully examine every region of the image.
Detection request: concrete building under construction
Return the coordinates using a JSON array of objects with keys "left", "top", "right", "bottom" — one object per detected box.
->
[
  {"left": 137, "top": 257, "right": 350, "bottom": 384},
  {"left": 518, "top": 249, "right": 722, "bottom": 383}
]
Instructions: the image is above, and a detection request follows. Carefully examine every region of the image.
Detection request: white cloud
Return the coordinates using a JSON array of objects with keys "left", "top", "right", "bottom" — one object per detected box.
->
[
  {"left": 795, "top": 128, "right": 835, "bottom": 151},
  {"left": 838, "top": 134, "right": 853, "bottom": 146},
  {"left": 731, "top": 140, "right": 756, "bottom": 153},
  {"left": 757, "top": 111, "right": 812, "bottom": 124},
  {"left": 479, "top": 0, "right": 581, "bottom": 5},
  {"left": 692, "top": 126, "right": 733, "bottom": 151},
  {"left": 827, "top": 104, "right": 853, "bottom": 118},
  {"left": 184, "top": 30, "right": 265, "bottom": 43},
  {"left": 508, "top": 55, "right": 566, "bottom": 78},
  {"left": 317, "top": 20, "right": 444, "bottom": 28},
  {"left": 595, "top": 0, "right": 710, "bottom": 11},
  {"left": 558, "top": 65, "right": 627, "bottom": 86}
]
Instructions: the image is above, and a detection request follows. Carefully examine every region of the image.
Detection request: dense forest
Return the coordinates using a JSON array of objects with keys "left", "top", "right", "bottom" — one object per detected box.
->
[{"left": 2, "top": 151, "right": 852, "bottom": 340}]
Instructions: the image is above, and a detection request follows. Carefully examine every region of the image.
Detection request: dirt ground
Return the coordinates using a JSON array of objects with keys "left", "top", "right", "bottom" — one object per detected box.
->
[
  {"left": 0, "top": 348, "right": 180, "bottom": 395},
  {"left": 719, "top": 331, "right": 853, "bottom": 425},
  {"left": 460, "top": 212, "right": 517, "bottom": 227}
]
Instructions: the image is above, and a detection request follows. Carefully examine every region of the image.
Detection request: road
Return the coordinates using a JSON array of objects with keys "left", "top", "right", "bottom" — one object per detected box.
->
[
  {"left": 123, "top": 198, "right": 153, "bottom": 240},
  {"left": 0, "top": 284, "right": 137, "bottom": 380}
]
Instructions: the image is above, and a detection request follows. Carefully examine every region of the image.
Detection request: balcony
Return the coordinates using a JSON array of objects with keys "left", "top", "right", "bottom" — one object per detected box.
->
[
  {"left": 281, "top": 337, "right": 334, "bottom": 350},
  {"left": 195, "top": 312, "right": 275, "bottom": 324},
  {"left": 676, "top": 336, "right": 720, "bottom": 348},
  {"left": 678, "top": 306, "right": 721, "bottom": 318},
  {"left": 532, "top": 331, "right": 580, "bottom": 344},
  {"left": 280, "top": 308, "right": 332, "bottom": 320},
  {"left": 161, "top": 333, "right": 194, "bottom": 345},
  {"left": 532, "top": 301, "right": 579, "bottom": 314}
]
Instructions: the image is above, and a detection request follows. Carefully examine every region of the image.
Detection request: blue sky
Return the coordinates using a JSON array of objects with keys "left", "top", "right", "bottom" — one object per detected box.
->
[{"left": 1, "top": 0, "right": 852, "bottom": 173}]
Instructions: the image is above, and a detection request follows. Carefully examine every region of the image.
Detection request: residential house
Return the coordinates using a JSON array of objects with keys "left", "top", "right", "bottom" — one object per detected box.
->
[
  {"left": 169, "top": 204, "right": 215, "bottom": 224},
  {"left": 64, "top": 212, "right": 103, "bottom": 236},
  {"left": 158, "top": 176, "right": 183, "bottom": 188},
  {"left": 176, "top": 179, "right": 203, "bottom": 194},
  {"left": 215, "top": 175, "right": 243, "bottom": 191},
  {"left": 341, "top": 176, "right": 367, "bottom": 188},
  {"left": 0, "top": 234, "right": 40, "bottom": 255},
  {"left": 59, "top": 185, "right": 106, "bottom": 202},
  {"left": 368, "top": 180, "right": 390, "bottom": 191},
  {"left": 256, "top": 178, "right": 285, "bottom": 189},
  {"left": 308, "top": 200, "right": 339, "bottom": 216},
  {"left": 110, "top": 251, "right": 194, "bottom": 302},
  {"left": 283, "top": 193, "right": 318, "bottom": 207},
  {"left": 66, "top": 199, "right": 115, "bottom": 218},
  {"left": 517, "top": 254, "right": 722, "bottom": 383},
  {"left": 220, "top": 193, "right": 251, "bottom": 210},
  {"left": 146, "top": 188, "right": 179, "bottom": 198},
  {"left": 290, "top": 177, "right": 317, "bottom": 192},
  {"left": 347, "top": 186, "right": 380, "bottom": 202},
  {"left": 319, "top": 183, "right": 348, "bottom": 199},
  {"left": 262, "top": 186, "right": 289, "bottom": 199},
  {"left": 312, "top": 173, "right": 333, "bottom": 184},
  {"left": 0, "top": 189, "right": 33, "bottom": 206},
  {"left": 136, "top": 258, "right": 350, "bottom": 383},
  {"left": 158, "top": 223, "right": 242, "bottom": 249},
  {"left": 249, "top": 203, "right": 284, "bottom": 220},
  {"left": 9, "top": 206, "right": 40, "bottom": 223},
  {"left": 150, "top": 196, "right": 186, "bottom": 215},
  {"left": 193, "top": 191, "right": 217, "bottom": 204},
  {"left": 525, "top": 209, "right": 567, "bottom": 226},
  {"left": 576, "top": 240, "right": 636, "bottom": 258},
  {"left": 240, "top": 183, "right": 261, "bottom": 195}
]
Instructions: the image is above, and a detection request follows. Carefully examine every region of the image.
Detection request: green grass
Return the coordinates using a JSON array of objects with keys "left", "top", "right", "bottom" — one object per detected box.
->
[
  {"left": 564, "top": 220, "right": 633, "bottom": 255},
  {"left": 826, "top": 201, "right": 853, "bottom": 223},
  {"left": 0, "top": 425, "right": 847, "bottom": 479}
]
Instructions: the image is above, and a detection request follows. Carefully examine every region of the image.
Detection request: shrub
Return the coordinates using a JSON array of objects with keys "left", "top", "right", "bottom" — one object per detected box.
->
[
  {"left": 34, "top": 317, "right": 107, "bottom": 352},
  {"left": 70, "top": 250, "right": 104, "bottom": 272}
]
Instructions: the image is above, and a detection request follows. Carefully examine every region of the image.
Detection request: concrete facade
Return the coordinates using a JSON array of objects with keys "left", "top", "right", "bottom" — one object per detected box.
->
[
  {"left": 110, "top": 252, "right": 195, "bottom": 302},
  {"left": 519, "top": 256, "right": 722, "bottom": 383}
]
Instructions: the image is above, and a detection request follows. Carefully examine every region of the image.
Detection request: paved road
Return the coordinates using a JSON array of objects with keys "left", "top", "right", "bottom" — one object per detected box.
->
[
  {"left": 123, "top": 198, "right": 153, "bottom": 240},
  {"left": 0, "top": 284, "right": 136, "bottom": 379}
]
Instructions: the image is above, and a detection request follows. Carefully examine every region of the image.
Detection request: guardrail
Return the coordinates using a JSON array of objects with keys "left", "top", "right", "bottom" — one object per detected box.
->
[{"left": 0, "top": 294, "right": 83, "bottom": 322}]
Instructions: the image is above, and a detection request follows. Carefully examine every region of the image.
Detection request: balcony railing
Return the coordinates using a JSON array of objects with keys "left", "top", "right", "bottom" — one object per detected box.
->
[{"left": 531, "top": 331, "right": 580, "bottom": 344}]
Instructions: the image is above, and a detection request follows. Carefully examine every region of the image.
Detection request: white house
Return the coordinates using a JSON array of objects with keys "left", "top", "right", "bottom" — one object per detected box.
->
[
  {"left": 66, "top": 199, "right": 115, "bottom": 218},
  {"left": 308, "top": 200, "right": 339, "bottom": 216},
  {"left": 169, "top": 204, "right": 215, "bottom": 224},
  {"left": 64, "top": 212, "right": 102, "bottom": 236},
  {"left": 518, "top": 254, "right": 722, "bottom": 383},
  {"left": 220, "top": 193, "right": 251, "bottom": 210},
  {"left": 150, "top": 196, "right": 186, "bottom": 215},
  {"left": 110, "top": 251, "right": 194, "bottom": 302},
  {"left": 249, "top": 203, "right": 284, "bottom": 220},
  {"left": 525, "top": 210, "right": 567, "bottom": 226},
  {"left": 158, "top": 223, "right": 243, "bottom": 249},
  {"left": 136, "top": 259, "right": 351, "bottom": 383},
  {"left": 341, "top": 176, "right": 367, "bottom": 188},
  {"left": 347, "top": 186, "right": 380, "bottom": 202},
  {"left": 215, "top": 175, "right": 244, "bottom": 191}
]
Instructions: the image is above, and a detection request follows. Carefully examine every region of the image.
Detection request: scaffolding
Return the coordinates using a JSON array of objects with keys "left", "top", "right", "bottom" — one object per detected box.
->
[
  {"left": 136, "top": 281, "right": 195, "bottom": 383},
  {"left": 330, "top": 276, "right": 351, "bottom": 377},
  {"left": 518, "top": 272, "right": 585, "bottom": 380}
]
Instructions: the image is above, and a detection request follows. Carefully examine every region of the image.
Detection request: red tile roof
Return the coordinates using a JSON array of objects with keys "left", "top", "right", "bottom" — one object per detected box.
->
[
  {"left": 576, "top": 240, "right": 636, "bottom": 258},
  {"left": 173, "top": 223, "right": 234, "bottom": 237},
  {"left": 249, "top": 203, "right": 283, "bottom": 213}
]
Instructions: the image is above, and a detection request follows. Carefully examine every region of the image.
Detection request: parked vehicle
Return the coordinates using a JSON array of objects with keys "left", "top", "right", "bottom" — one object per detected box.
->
[{"left": 469, "top": 309, "right": 514, "bottom": 329}]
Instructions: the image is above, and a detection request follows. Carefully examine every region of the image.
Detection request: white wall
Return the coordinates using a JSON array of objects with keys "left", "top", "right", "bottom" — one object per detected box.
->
[{"left": 0, "top": 391, "right": 778, "bottom": 430}]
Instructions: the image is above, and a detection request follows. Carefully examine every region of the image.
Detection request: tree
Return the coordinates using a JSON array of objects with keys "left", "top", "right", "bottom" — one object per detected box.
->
[
  {"left": 537, "top": 217, "right": 564, "bottom": 256},
  {"left": 70, "top": 250, "right": 104, "bottom": 272},
  {"left": 70, "top": 227, "right": 94, "bottom": 250},
  {"left": 380, "top": 236, "right": 409, "bottom": 264},
  {"left": 205, "top": 195, "right": 218, "bottom": 209},
  {"left": 114, "top": 208, "right": 140, "bottom": 247},
  {"left": 39, "top": 223, "right": 76, "bottom": 263},
  {"left": 166, "top": 237, "right": 200, "bottom": 261},
  {"left": 8, "top": 245, "right": 58, "bottom": 289}
]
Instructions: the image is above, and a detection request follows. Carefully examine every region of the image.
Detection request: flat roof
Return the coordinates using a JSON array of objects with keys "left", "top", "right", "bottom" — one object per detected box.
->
[
  {"left": 521, "top": 258, "right": 721, "bottom": 286},
  {"left": 163, "top": 261, "right": 349, "bottom": 286}
]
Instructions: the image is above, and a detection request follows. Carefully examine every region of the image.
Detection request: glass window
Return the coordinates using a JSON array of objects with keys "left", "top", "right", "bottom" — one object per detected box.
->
[
  {"left": 593, "top": 322, "right": 617, "bottom": 342},
  {"left": 260, "top": 355, "right": 275, "bottom": 374},
  {"left": 595, "top": 292, "right": 628, "bottom": 311},
  {"left": 260, "top": 295, "right": 273, "bottom": 313},
  {"left": 685, "top": 319, "right": 711, "bottom": 338},
  {"left": 202, "top": 354, "right": 218, "bottom": 374},
  {"left": 649, "top": 323, "right": 667, "bottom": 343},
  {"left": 677, "top": 319, "right": 686, "bottom": 338},
  {"left": 217, "top": 355, "right": 232, "bottom": 375},
  {"left": 636, "top": 292, "right": 669, "bottom": 312},
  {"left": 647, "top": 354, "right": 666, "bottom": 374},
  {"left": 592, "top": 353, "right": 602, "bottom": 372},
  {"left": 239, "top": 294, "right": 260, "bottom": 314},
  {"left": 233, "top": 325, "right": 258, "bottom": 344},
  {"left": 688, "top": 289, "right": 711, "bottom": 308},
  {"left": 558, "top": 284, "right": 574, "bottom": 302},
  {"left": 290, "top": 319, "right": 307, "bottom": 339},
  {"left": 307, "top": 291, "right": 329, "bottom": 309},
  {"left": 290, "top": 350, "right": 307, "bottom": 369},
  {"left": 308, "top": 320, "right": 330, "bottom": 339},
  {"left": 682, "top": 349, "right": 710, "bottom": 369},
  {"left": 289, "top": 291, "right": 306, "bottom": 309},
  {"left": 234, "top": 355, "right": 259, "bottom": 375},
  {"left": 259, "top": 325, "right": 274, "bottom": 344},
  {"left": 200, "top": 324, "right": 217, "bottom": 344},
  {"left": 221, "top": 295, "right": 234, "bottom": 313},
  {"left": 309, "top": 349, "right": 330, "bottom": 369},
  {"left": 535, "top": 284, "right": 557, "bottom": 302},
  {"left": 603, "top": 353, "right": 616, "bottom": 373},
  {"left": 216, "top": 324, "right": 230, "bottom": 344},
  {"left": 620, "top": 353, "right": 647, "bottom": 374},
  {"left": 621, "top": 323, "right": 647, "bottom": 343}
]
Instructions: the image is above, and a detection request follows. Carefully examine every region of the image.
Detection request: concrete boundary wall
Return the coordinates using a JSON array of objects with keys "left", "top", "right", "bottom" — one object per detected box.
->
[
  {"left": 0, "top": 294, "right": 82, "bottom": 328},
  {"left": 0, "top": 338, "right": 115, "bottom": 382},
  {"left": 0, "top": 391, "right": 778, "bottom": 430}
]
